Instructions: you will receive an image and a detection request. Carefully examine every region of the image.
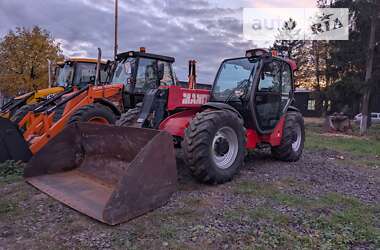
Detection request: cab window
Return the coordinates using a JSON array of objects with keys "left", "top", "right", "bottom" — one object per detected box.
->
[
  {"left": 158, "top": 60, "right": 174, "bottom": 86},
  {"left": 281, "top": 63, "right": 292, "bottom": 112},
  {"left": 73, "top": 63, "right": 96, "bottom": 85},
  {"left": 257, "top": 61, "right": 281, "bottom": 93},
  {"left": 135, "top": 58, "right": 157, "bottom": 91}
]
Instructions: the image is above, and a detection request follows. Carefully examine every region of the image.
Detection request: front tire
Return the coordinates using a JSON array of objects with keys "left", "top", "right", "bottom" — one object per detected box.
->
[
  {"left": 116, "top": 107, "right": 141, "bottom": 127},
  {"left": 68, "top": 103, "right": 116, "bottom": 125},
  {"left": 183, "top": 110, "right": 246, "bottom": 184},
  {"left": 271, "top": 111, "right": 305, "bottom": 161}
]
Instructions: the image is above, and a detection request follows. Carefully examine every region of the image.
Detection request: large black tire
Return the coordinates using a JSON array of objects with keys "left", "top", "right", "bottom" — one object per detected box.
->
[
  {"left": 10, "top": 103, "right": 38, "bottom": 124},
  {"left": 183, "top": 110, "right": 246, "bottom": 184},
  {"left": 116, "top": 107, "right": 141, "bottom": 127},
  {"left": 271, "top": 111, "right": 305, "bottom": 161},
  {"left": 67, "top": 103, "right": 116, "bottom": 125}
]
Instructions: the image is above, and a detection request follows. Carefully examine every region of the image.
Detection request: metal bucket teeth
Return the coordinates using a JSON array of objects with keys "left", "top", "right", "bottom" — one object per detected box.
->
[{"left": 24, "top": 123, "right": 177, "bottom": 225}]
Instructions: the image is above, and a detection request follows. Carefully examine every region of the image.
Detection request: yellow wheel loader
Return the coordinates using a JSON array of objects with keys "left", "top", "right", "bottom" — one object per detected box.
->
[{"left": 0, "top": 58, "right": 108, "bottom": 121}]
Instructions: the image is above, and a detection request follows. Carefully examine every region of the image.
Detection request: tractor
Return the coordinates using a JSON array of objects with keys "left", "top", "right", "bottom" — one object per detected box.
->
[
  {"left": 17, "top": 48, "right": 304, "bottom": 225},
  {"left": 0, "top": 57, "right": 108, "bottom": 122}
]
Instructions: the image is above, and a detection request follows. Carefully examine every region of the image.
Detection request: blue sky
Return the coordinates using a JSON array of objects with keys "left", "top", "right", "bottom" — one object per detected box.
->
[{"left": 0, "top": 0, "right": 316, "bottom": 83}]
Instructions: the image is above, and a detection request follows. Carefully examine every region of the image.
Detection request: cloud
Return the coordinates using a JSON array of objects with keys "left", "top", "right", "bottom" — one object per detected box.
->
[{"left": 0, "top": 0, "right": 314, "bottom": 82}]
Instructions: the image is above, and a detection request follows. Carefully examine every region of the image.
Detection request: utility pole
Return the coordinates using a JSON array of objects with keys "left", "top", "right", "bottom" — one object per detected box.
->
[
  {"left": 114, "top": 0, "right": 119, "bottom": 60},
  {"left": 360, "top": 4, "right": 378, "bottom": 135}
]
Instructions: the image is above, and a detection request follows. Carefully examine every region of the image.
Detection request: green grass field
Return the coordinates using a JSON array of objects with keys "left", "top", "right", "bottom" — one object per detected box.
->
[{"left": 305, "top": 119, "right": 380, "bottom": 168}]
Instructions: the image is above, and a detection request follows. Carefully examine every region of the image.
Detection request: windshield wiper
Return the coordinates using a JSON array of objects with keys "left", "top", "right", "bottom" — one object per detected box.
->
[{"left": 224, "top": 79, "right": 250, "bottom": 103}]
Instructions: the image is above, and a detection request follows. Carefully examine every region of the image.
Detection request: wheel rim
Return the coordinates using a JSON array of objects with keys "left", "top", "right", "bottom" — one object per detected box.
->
[
  {"left": 88, "top": 116, "right": 109, "bottom": 124},
  {"left": 211, "top": 127, "right": 239, "bottom": 170},
  {"left": 292, "top": 123, "right": 302, "bottom": 152}
]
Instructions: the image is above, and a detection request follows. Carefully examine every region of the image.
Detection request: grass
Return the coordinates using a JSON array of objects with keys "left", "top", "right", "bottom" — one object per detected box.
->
[
  {"left": 234, "top": 181, "right": 309, "bottom": 207},
  {"left": 304, "top": 119, "right": 380, "bottom": 168},
  {"left": 159, "top": 224, "right": 178, "bottom": 241},
  {"left": 231, "top": 180, "right": 380, "bottom": 249},
  {"left": 305, "top": 131, "right": 380, "bottom": 156},
  {"left": 0, "top": 161, "right": 24, "bottom": 184}
]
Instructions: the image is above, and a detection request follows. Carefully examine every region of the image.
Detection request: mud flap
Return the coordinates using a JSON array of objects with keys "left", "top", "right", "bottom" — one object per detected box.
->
[
  {"left": 24, "top": 123, "right": 177, "bottom": 225},
  {"left": 0, "top": 117, "right": 32, "bottom": 162}
]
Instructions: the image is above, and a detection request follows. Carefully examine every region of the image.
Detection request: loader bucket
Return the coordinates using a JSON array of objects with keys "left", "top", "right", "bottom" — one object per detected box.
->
[
  {"left": 24, "top": 123, "right": 177, "bottom": 225},
  {"left": 0, "top": 117, "right": 32, "bottom": 162}
]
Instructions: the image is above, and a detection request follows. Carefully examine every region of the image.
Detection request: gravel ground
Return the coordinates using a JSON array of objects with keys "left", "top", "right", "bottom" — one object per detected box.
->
[{"left": 0, "top": 148, "right": 379, "bottom": 249}]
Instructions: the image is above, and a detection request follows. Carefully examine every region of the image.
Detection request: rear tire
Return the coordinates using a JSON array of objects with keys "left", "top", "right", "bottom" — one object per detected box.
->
[
  {"left": 68, "top": 103, "right": 116, "bottom": 125},
  {"left": 271, "top": 111, "right": 305, "bottom": 161},
  {"left": 183, "top": 110, "right": 246, "bottom": 184}
]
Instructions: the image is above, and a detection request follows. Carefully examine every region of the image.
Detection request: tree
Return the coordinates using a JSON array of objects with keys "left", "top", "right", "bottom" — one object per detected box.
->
[
  {"left": 272, "top": 18, "right": 306, "bottom": 88},
  {"left": 360, "top": 1, "right": 379, "bottom": 135},
  {"left": 0, "top": 26, "right": 63, "bottom": 96}
]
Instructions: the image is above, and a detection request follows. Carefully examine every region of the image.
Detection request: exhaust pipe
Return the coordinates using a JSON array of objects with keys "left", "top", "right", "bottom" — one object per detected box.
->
[
  {"left": 47, "top": 59, "right": 52, "bottom": 88},
  {"left": 95, "top": 48, "right": 102, "bottom": 85}
]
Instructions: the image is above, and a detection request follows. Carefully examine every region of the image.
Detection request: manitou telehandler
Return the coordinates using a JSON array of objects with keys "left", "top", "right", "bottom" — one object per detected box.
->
[
  {"left": 17, "top": 49, "right": 304, "bottom": 225},
  {"left": 0, "top": 58, "right": 108, "bottom": 122}
]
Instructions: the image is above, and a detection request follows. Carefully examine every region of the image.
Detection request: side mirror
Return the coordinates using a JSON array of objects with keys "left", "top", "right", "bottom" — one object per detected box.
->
[{"left": 158, "top": 63, "right": 165, "bottom": 81}]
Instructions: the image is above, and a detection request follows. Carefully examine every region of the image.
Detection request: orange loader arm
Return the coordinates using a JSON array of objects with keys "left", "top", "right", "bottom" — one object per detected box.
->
[{"left": 19, "top": 84, "right": 124, "bottom": 154}]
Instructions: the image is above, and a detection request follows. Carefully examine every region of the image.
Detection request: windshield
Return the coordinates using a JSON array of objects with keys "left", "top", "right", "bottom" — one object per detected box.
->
[
  {"left": 212, "top": 58, "right": 257, "bottom": 101},
  {"left": 112, "top": 58, "right": 135, "bottom": 85},
  {"left": 73, "top": 62, "right": 97, "bottom": 86},
  {"left": 55, "top": 63, "right": 73, "bottom": 87}
]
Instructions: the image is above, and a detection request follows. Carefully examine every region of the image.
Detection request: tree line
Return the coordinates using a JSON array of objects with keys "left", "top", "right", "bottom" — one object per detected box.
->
[{"left": 273, "top": 0, "right": 379, "bottom": 134}]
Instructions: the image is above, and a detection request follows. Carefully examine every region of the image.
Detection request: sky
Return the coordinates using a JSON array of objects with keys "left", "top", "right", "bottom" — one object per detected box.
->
[{"left": 0, "top": 0, "right": 316, "bottom": 83}]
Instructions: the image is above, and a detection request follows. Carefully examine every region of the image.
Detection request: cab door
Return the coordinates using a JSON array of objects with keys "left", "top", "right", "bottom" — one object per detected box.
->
[{"left": 252, "top": 60, "right": 293, "bottom": 134}]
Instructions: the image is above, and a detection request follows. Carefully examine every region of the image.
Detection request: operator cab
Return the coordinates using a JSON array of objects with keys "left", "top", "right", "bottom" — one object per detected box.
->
[
  {"left": 210, "top": 49, "right": 296, "bottom": 134},
  {"left": 111, "top": 48, "right": 176, "bottom": 108},
  {"left": 54, "top": 59, "right": 108, "bottom": 89}
]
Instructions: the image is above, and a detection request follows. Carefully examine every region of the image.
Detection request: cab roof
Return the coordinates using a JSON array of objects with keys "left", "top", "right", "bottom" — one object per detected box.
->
[
  {"left": 57, "top": 58, "right": 108, "bottom": 65},
  {"left": 116, "top": 51, "right": 175, "bottom": 63}
]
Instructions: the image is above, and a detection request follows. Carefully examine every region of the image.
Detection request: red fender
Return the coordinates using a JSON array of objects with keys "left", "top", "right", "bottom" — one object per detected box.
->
[
  {"left": 158, "top": 108, "right": 202, "bottom": 137},
  {"left": 160, "top": 111, "right": 286, "bottom": 148}
]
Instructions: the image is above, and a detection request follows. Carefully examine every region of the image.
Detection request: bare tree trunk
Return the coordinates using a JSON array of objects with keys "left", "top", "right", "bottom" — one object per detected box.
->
[
  {"left": 360, "top": 10, "right": 377, "bottom": 135},
  {"left": 313, "top": 41, "right": 321, "bottom": 91}
]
